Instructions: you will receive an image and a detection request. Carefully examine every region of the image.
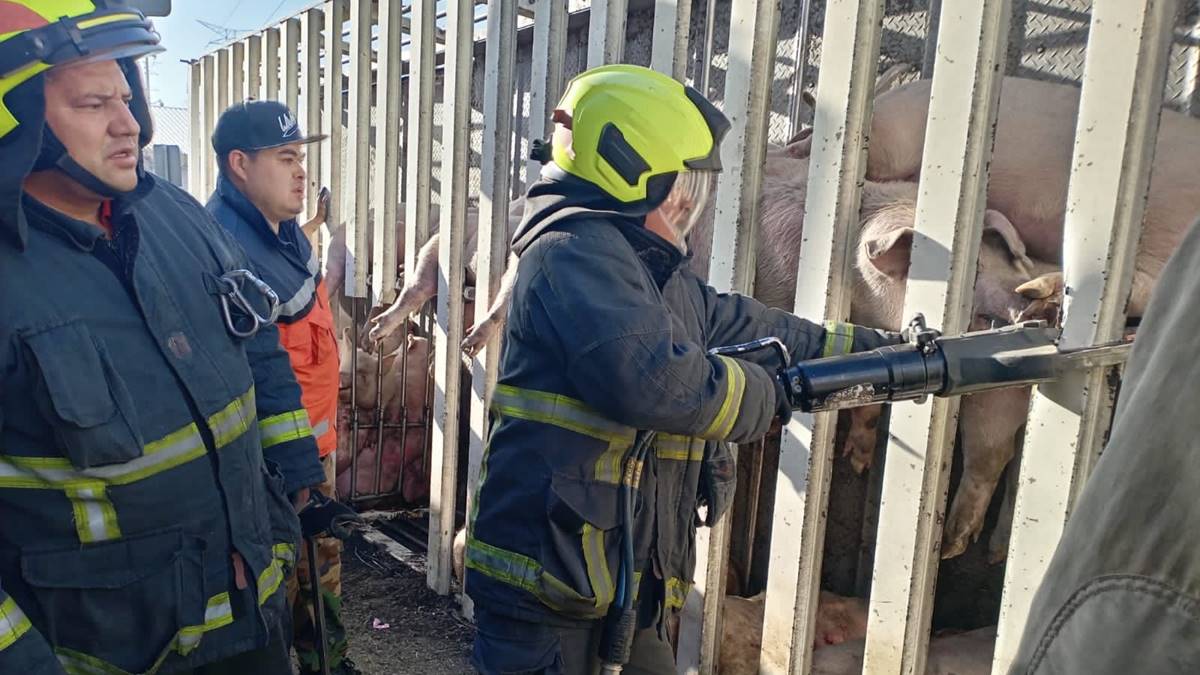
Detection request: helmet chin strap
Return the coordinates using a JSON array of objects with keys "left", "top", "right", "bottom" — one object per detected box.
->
[{"left": 33, "top": 122, "right": 141, "bottom": 201}]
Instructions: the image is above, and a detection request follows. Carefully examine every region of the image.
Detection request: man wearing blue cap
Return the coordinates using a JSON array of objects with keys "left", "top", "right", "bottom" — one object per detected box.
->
[{"left": 207, "top": 100, "right": 358, "bottom": 675}]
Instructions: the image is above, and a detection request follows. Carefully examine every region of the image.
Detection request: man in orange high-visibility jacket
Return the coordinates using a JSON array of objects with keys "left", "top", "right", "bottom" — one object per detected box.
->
[{"left": 206, "top": 100, "right": 358, "bottom": 675}]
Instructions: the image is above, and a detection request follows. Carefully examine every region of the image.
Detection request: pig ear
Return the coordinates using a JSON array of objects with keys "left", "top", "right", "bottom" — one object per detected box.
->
[
  {"left": 862, "top": 226, "right": 915, "bottom": 279},
  {"left": 983, "top": 210, "right": 1034, "bottom": 277}
]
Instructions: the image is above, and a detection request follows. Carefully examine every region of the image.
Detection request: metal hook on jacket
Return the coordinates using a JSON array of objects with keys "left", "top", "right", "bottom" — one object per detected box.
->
[{"left": 216, "top": 269, "right": 281, "bottom": 338}]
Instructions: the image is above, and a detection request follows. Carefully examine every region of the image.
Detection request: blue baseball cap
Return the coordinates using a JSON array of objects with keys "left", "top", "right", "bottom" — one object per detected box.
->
[{"left": 212, "top": 100, "right": 326, "bottom": 156}]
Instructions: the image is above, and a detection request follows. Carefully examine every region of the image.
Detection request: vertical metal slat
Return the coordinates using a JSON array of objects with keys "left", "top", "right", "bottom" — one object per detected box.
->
[
  {"left": 427, "top": 0, "right": 475, "bottom": 596},
  {"left": 760, "top": 1, "right": 886, "bottom": 672},
  {"left": 373, "top": 0, "right": 404, "bottom": 307},
  {"left": 189, "top": 60, "right": 204, "bottom": 198},
  {"left": 230, "top": 43, "right": 245, "bottom": 106},
  {"left": 464, "top": 0, "right": 519, "bottom": 620},
  {"left": 265, "top": 26, "right": 282, "bottom": 101},
  {"left": 524, "top": 0, "right": 567, "bottom": 186},
  {"left": 405, "top": 0, "right": 437, "bottom": 277},
  {"left": 284, "top": 18, "right": 302, "bottom": 114},
  {"left": 247, "top": 34, "right": 263, "bottom": 100},
  {"left": 301, "top": 8, "right": 325, "bottom": 223},
  {"left": 650, "top": 0, "right": 692, "bottom": 80},
  {"left": 202, "top": 54, "right": 217, "bottom": 197},
  {"left": 863, "top": 2, "right": 1013, "bottom": 673},
  {"left": 586, "top": 0, "right": 627, "bottom": 68},
  {"left": 675, "top": 0, "right": 781, "bottom": 672},
  {"left": 346, "top": 0, "right": 374, "bottom": 301}
]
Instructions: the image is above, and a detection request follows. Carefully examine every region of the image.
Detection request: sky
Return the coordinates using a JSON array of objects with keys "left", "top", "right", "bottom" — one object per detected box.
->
[{"left": 145, "top": 0, "right": 316, "bottom": 109}]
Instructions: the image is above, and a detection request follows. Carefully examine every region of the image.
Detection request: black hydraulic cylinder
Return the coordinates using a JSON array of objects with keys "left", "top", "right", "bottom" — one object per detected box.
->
[{"left": 783, "top": 323, "right": 1061, "bottom": 413}]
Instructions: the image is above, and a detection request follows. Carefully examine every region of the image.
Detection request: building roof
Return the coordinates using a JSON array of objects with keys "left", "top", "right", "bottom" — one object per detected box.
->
[{"left": 150, "top": 103, "right": 190, "bottom": 149}]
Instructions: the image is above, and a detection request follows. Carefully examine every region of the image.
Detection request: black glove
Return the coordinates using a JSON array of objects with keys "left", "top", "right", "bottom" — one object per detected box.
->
[
  {"left": 297, "top": 491, "right": 363, "bottom": 540},
  {"left": 773, "top": 373, "right": 793, "bottom": 425}
]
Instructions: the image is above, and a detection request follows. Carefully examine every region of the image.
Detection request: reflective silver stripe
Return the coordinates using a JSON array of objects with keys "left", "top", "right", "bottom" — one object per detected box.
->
[
  {"left": 257, "top": 558, "right": 285, "bottom": 605},
  {"left": 277, "top": 275, "right": 317, "bottom": 319},
  {"left": 0, "top": 596, "right": 32, "bottom": 651},
  {"left": 66, "top": 485, "right": 121, "bottom": 543},
  {"left": 259, "top": 410, "right": 314, "bottom": 448},
  {"left": 823, "top": 320, "right": 856, "bottom": 357},
  {"left": 0, "top": 389, "right": 254, "bottom": 546},
  {"left": 491, "top": 385, "right": 635, "bottom": 443},
  {"left": 209, "top": 388, "right": 257, "bottom": 448},
  {"left": 310, "top": 418, "right": 331, "bottom": 439},
  {"left": 0, "top": 423, "right": 207, "bottom": 488}
]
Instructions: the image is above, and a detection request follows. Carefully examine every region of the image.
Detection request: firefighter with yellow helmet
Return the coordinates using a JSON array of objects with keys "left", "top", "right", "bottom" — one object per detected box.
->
[
  {"left": 0, "top": 2, "right": 330, "bottom": 673},
  {"left": 462, "top": 63, "right": 904, "bottom": 673}
]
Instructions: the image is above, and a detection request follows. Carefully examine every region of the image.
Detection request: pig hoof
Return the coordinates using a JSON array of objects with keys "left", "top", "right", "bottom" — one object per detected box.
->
[{"left": 940, "top": 517, "right": 982, "bottom": 560}]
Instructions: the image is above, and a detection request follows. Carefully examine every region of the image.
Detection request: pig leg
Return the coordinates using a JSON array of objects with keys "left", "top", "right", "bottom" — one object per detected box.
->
[
  {"left": 461, "top": 251, "right": 519, "bottom": 358},
  {"left": 368, "top": 233, "right": 441, "bottom": 343},
  {"left": 942, "top": 388, "right": 1029, "bottom": 559},
  {"left": 841, "top": 405, "right": 884, "bottom": 474},
  {"left": 987, "top": 441, "right": 1023, "bottom": 565}
]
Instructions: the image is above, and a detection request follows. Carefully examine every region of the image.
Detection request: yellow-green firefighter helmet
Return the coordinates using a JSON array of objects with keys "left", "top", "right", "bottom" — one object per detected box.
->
[
  {"left": 0, "top": 0, "right": 163, "bottom": 142},
  {"left": 551, "top": 63, "right": 730, "bottom": 203}
]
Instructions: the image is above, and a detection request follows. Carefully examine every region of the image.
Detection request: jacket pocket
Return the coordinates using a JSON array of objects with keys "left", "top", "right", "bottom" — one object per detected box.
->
[
  {"left": 20, "top": 528, "right": 207, "bottom": 674},
  {"left": 545, "top": 473, "right": 630, "bottom": 616},
  {"left": 23, "top": 320, "right": 144, "bottom": 469},
  {"left": 280, "top": 319, "right": 317, "bottom": 368},
  {"left": 262, "top": 458, "right": 301, "bottom": 570}
]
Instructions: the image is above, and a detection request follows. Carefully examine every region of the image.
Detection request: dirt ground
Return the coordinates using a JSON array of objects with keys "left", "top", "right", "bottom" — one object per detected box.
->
[{"left": 338, "top": 535, "right": 475, "bottom": 674}]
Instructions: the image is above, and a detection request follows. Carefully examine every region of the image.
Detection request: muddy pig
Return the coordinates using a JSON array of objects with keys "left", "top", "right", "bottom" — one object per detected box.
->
[
  {"left": 793, "top": 74, "right": 1200, "bottom": 321},
  {"left": 850, "top": 195, "right": 1060, "bottom": 559},
  {"left": 812, "top": 625, "right": 997, "bottom": 675},
  {"left": 718, "top": 590, "right": 871, "bottom": 675},
  {"left": 819, "top": 76, "right": 1200, "bottom": 560}
]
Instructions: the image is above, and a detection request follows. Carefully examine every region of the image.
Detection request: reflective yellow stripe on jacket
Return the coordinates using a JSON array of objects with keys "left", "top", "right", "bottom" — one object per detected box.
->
[
  {"left": 822, "top": 321, "right": 856, "bottom": 357},
  {"left": 0, "top": 596, "right": 32, "bottom": 653},
  {"left": 52, "top": 545, "right": 294, "bottom": 675},
  {"left": 0, "top": 387, "right": 256, "bottom": 545}
]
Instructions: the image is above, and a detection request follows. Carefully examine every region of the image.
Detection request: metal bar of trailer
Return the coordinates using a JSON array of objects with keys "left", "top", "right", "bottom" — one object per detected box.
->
[
  {"left": 230, "top": 42, "right": 245, "bottom": 106},
  {"left": 992, "top": 0, "right": 1179, "bottom": 671},
  {"left": 650, "top": 0, "right": 691, "bottom": 80},
  {"left": 216, "top": 47, "right": 230, "bottom": 131},
  {"left": 189, "top": 61, "right": 204, "bottom": 198},
  {"left": 405, "top": 0, "right": 436, "bottom": 278},
  {"left": 524, "top": 0, "right": 567, "bottom": 184},
  {"left": 463, "top": 0, "right": 519, "bottom": 619},
  {"left": 759, "top": 0, "right": 886, "bottom": 671},
  {"left": 346, "top": 0, "right": 373, "bottom": 302},
  {"left": 284, "top": 18, "right": 302, "bottom": 114},
  {"left": 675, "top": 0, "right": 781, "bottom": 672},
  {"left": 586, "top": 0, "right": 626, "bottom": 68},
  {"left": 247, "top": 34, "right": 263, "bottom": 101},
  {"left": 427, "top": 0, "right": 475, "bottom": 597},
  {"left": 301, "top": 8, "right": 324, "bottom": 223},
  {"left": 863, "top": 2, "right": 1012, "bottom": 673},
  {"left": 202, "top": 54, "right": 217, "bottom": 198},
  {"left": 374, "top": 0, "right": 404, "bottom": 308},
  {"left": 265, "top": 27, "right": 282, "bottom": 101}
]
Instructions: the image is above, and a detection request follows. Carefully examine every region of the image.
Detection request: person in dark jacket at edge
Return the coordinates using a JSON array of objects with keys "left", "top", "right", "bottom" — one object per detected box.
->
[
  {"left": 1007, "top": 214, "right": 1200, "bottom": 675},
  {"left": 462, "top": 63, "right": 906, "bottom": 674},
  {"left": 0, "top": 2, "right": 327, "bottom": 674},
  {"left": 206, "top": 100, "right": 360, "bottom": 675}
]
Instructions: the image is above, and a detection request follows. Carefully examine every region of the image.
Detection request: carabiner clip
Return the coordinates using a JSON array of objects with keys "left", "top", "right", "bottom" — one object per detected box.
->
[{"left": 216, "top": 269, "right": 281, "bottom": 339}]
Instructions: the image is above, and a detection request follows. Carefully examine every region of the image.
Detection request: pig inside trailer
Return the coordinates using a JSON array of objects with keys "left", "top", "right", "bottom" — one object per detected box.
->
[{"left": 221, "top": 0, "right": 1200, "bottom": 671}]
